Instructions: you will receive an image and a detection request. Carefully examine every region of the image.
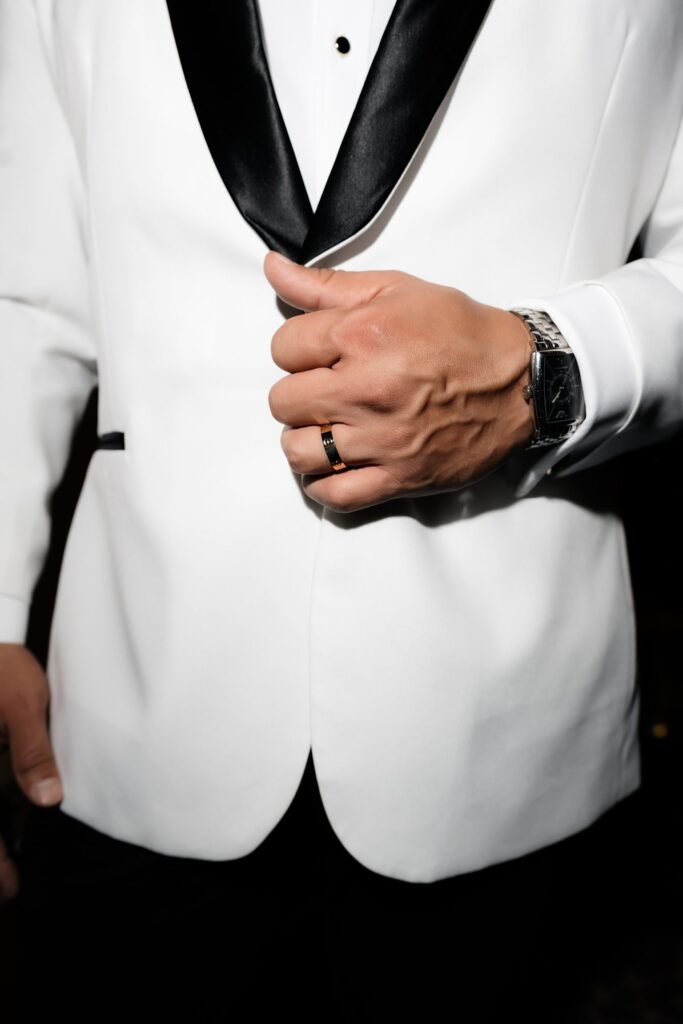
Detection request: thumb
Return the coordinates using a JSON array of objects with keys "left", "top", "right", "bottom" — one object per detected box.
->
[
  {"left": 8, "top": 701, "right": 63, "bottom": 807},
  {"left": 263, "top": 249, "right": 397, "bottom": 313}
]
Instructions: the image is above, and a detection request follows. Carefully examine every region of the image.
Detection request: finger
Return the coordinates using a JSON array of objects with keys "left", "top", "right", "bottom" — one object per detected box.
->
[
  {"left": 268, "top": 365, "right": 351, "bottom": 427},
  {"left": 280, "top": 422, "right": 378, "bottom": 476},
  {"left": 263, "top": 251, "right": 398, "bottom": 313},
  {"left": 0, "top": 835, "right": 19, "bottom": 901},
  {"left": 271, "top": 307, "right": 347, "bottom": 373},
  {"left": 302, "top": 464, "right": 400, "bottom": 514},
  {"left": 7, "top": 702, "right": 63, "bottom": 806}
]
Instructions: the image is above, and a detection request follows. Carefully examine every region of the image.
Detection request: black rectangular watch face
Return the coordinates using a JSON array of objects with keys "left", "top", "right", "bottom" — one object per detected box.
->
[{"left": 537, "top": 352, "right": 582, "bottom": 425}]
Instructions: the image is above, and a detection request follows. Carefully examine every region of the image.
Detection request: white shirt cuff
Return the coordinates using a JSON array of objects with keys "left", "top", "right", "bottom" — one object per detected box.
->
[
  {"left": 507, "top": 281, "right": 641, "bottom": 498},
  {"left": 0, "top": 593, "right": 30, "bottom": 645}
]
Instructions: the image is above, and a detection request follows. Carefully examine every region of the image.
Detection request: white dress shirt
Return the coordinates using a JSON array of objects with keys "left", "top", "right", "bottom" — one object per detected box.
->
[{"left": 257, "top": 0, "right": 399, "bottom": 212}]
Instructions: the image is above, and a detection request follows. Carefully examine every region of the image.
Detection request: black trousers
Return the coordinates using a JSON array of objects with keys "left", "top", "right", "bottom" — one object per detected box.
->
[{"left": 14, "top": 750, "right": 639, "bottom": 1022}]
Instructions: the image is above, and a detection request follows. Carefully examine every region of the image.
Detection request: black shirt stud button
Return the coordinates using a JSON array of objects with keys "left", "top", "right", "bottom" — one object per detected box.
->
[{"left": 335, "top": 36, "right": 351, "bottom": 54}]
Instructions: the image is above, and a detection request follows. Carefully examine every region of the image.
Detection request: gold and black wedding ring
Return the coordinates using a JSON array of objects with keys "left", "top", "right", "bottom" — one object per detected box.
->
[{"left": 320, "top": 422, "right": 347, "bottom": 471}]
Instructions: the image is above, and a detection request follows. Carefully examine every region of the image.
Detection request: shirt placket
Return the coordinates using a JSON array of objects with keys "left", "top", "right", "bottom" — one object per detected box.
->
[{"left": 313, "top": 2, "right": 375, "bottom": 211}]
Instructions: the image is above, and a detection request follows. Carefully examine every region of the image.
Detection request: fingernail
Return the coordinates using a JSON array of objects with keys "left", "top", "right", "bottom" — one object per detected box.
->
[{"left": 30, "top": 778, "right": 62, "bottom": 805}]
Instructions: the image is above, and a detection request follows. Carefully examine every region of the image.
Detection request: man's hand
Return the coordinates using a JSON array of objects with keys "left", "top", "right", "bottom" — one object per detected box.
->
[
  {"left": 264, "top": 251, "right": 536, "bottom": 513},
  {"left": 0, "top": 643, "right": 63, "bottom": 900}
]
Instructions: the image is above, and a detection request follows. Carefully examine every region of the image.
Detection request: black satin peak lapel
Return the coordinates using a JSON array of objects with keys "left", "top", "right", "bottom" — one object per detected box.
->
[
  {"left": 164, "top": 0, "right": 494, "bottom": 265},
  {"left": 300, "top": 0, "right": 494, "bottom": 264},
  {"left": 165, "top": 0, "right": 313, "bottom": 261}
]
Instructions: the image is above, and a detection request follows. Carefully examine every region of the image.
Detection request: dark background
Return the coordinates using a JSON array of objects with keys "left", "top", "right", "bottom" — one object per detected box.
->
[{"left": 0, "top": 237, "right": 681, "bottom": 1019}]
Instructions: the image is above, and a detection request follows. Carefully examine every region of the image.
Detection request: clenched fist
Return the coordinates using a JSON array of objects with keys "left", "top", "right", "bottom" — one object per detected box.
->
[{"left": 264, "top": 251, "right": 535, "bottom": 513}]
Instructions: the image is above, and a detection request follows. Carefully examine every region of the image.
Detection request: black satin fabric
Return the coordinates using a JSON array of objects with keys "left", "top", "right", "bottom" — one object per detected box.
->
[
  {"left": 164, "top": 0, "right": 495, "bottom": 264},
  {"left": 95, "top": 431, "right": 125, "bottom": 450},
  {"left": 165, "top": 0, "right": 312, "bottom": 260}
]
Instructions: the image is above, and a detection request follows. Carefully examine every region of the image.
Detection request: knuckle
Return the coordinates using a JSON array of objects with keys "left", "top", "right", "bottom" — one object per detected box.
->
[
  {"left": 319, "top": 483, "right": 355, "bottom": 514},
  {"left": 365, "top": 310, "right": 392, "bottom": 342},
  {"left": 325, "top": 496, "right": 349, "bottom": 513},
  {"left": 360, "top": 374, "right": 399, "bottom": 412},
  {"left": 267, "top": 381, "right": 285, "bottom": 421},
  {"left": 307, "top": 268, "right": 339, "bottom": 311},
  {"left": 270, "top": 318, "right": 296, "bottom": 368},
  {"left": 285, "top": 437, "right": 308, "bottom": 474},
  {"left": 381, "top": 270, "right": 411, "bottom": 299},
  {"left": 267, "top": 384, "right": 276, "bottom": 416},
  {"left": 319, "top": 267, "right": 339, "bottom": 291},
  {"left": 2, "top": 694, "right": 44, "bottom": 739},
  {"left": 339, "top": 309, "right": 385, "bottom": 354},
  {"left": 328, "top": 310, "right": 356, "bottom": 352},
  {"left": 279, "top": 428, "right": 290, "bottom": 455},
  {"left": 12, "top": 742, "right": 53, "bottom": 778},
  {"left": 270, "top": 328, "right": 284, "bottom": 367},
  {"left": 332, "top": 499, "right": 356, "bottom": 514}
]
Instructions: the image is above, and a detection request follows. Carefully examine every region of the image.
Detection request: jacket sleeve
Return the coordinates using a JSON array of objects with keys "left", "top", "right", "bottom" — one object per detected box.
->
[
  {"left": 506, "top": 96, "right": 683, "bottom": 499},
  {"left": 0, "top": 0, "right": 98, "bottom": 643}
]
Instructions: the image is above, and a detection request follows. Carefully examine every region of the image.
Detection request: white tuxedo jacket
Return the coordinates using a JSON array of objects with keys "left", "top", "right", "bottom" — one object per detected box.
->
[{"left": 1, "top": 0, "right": 683, "bottom": 882}]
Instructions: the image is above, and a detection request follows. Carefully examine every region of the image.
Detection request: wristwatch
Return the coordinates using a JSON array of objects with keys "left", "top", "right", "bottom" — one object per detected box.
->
[{"left": 509, "top": 307, "right": 586, "bottom": 450}]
